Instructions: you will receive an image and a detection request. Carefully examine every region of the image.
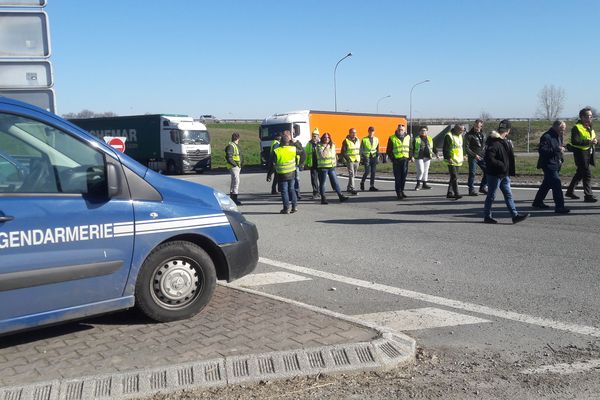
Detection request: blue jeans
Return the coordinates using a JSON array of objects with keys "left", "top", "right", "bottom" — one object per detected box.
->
[
  {"left": 392, "top": 158, "right": 409, "bottom": 194},
  {"left": 279, "top": 179, "right": 297, "bottom": 209},
  {"left": 534, "top": 168, "right": 565, "bottom": 209},
  {"left": 484, "top": 175, "right": 518, "bottom": 218},
  {"left": 318, "top": 168, "right": 342, "bottom": 197},
  {"left": 467, "top": 156, "right": 487, "bottom": 192},
  {"left": 361, "top": 157, "right": 378, "bottom": 188}
]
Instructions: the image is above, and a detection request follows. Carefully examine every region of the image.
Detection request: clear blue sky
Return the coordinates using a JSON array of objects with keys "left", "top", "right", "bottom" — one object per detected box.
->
[{"left": 46, "top": 0, "right": 599, "bottom": 119}]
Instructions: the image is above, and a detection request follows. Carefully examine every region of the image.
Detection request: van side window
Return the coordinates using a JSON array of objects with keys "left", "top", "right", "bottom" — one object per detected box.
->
[{"left": 0, "top": 113, "right": 105, "bottom": 195}]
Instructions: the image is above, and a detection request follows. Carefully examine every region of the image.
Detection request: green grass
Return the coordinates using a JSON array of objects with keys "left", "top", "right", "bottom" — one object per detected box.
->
[
  {"left": 205, "top": 122, "right": 599, "bottom": 178},
  {"left": 207, "top": 123, "right": 261, "bottom": 168}
]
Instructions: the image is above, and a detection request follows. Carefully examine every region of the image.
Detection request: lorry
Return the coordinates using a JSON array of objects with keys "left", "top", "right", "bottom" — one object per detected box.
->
[
  {"left": 0, "top": 96, "right": 258, "bottom": 335},
  {"left": 70, "top": 114, "right": 211, "bottom": 175},
  {"left": 259, "top": 110, "right": 408, "bottom": 164}
]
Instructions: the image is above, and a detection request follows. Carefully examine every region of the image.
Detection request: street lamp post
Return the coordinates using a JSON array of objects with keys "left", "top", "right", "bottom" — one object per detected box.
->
[
  {"left": 376, "top": 95, "right": 391, "bottom": 113},
  {"left": 334, "top": 52, "right": 352, "bottom": 112},
  {"left": 409, "top": 79, "right": 430, "bottom": 136}
]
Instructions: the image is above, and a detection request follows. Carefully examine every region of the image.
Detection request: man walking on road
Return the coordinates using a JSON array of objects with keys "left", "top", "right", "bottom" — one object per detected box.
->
[
  {"left": 464, "top": 119, "right": 488, "bottom": 196},
  {"left": 532, "top": 120, "right": 570, "bottom": 213},
  {"left": 565, "top": 107, "right": 597, "bottom": 203},
  {"left": 483, "top": 120, "right": 529, "bottom": 224},
  {"left": 386, "top": 124, "right": 413, "bottom": 200},
  {"left": 360, "top": 126, "right": 380, "bottom": 191},
  {"left": 443, "top": 124, "right": 465, "bottom": 200},
  {"left": 225, "top": 132, "right": 243, "bottom": 206},
  {"left": 305, "top": 128, "right": 321, "bottom": 199},
  {"left": 341, "top": 128, "right": 360, "bottom": 195}
]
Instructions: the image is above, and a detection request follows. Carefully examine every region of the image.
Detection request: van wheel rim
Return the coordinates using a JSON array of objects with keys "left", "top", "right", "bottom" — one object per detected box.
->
[{"left": 151, "top": 259, "right": 201, "bottom": 309}]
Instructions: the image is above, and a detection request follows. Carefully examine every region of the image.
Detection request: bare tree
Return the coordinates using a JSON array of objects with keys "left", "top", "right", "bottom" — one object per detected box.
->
[
  {"left": 479, "top": 110, "right": 492, "bottom": 121},
  {"left": 536, "top": 85, "right": 566, "bottom": 119}
]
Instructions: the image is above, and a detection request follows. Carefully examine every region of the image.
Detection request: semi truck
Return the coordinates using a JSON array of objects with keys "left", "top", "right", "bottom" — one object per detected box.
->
[
  {"left": 259, "top": 110, "right": 407, "bottom": 164},
  {"left": 70, "top": 114, "right": 211, "bottom": 175},
  {"left": 0, "top": 96, "right": 258, "bottom": 335}
]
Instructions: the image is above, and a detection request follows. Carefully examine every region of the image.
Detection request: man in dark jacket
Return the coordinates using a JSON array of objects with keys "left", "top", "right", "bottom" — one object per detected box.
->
[
  {"left": 482, "top": 120, "right": 529, "bottom": 224},
  {"left": 464, "top": 119, "right": 488, "bottom": 196},
  {"left": 532, "top": 121, "right": 570, "bottom": 213}
]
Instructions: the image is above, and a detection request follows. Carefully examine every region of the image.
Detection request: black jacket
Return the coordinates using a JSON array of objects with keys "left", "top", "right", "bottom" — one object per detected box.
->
[
  {"left": 537, "top": 128, "right": 563, "bottom": 171},
  {"left": 464, "top": 128, "right": 485, "bottom": 158},
  {"left": 484, "top": 132, "right": 515, "bottom": 177}
]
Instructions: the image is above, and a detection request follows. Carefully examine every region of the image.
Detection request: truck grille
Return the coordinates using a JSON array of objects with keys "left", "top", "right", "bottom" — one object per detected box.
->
[{"left": 186, "top": 149, "right": 210, "bottom": 162}]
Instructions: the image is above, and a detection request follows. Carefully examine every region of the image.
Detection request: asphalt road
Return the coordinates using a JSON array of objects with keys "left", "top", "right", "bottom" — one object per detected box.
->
[{"left": 180, "top": 170, "right": 600, "bottom": 398}]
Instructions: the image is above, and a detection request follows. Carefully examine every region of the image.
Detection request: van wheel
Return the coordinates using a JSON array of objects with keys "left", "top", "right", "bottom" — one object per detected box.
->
[{"left": 135, "top": 241, "right": 216, "bottom": 322}]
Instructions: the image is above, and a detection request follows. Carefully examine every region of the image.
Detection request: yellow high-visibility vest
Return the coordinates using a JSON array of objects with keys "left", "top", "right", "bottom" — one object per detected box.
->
[
  {"left": 317, "top": 144, "right": 336, "bottom": 168},
  {"left": 344, "top": 138, "right": 360, "bottom": 162},
  {"left": 445, "top": 133, "right": 463, "bottom": 166},
  {"left": 389, "top": 134, "right": 411, "bottom": 159},
  {"left": 226, "top": 142, "right": 240, "bottom": 169},
  {"left": 570, "top": 123, "right": 596, "bottom": 151},
  {"left": 361, "top": 136, "right": 379, "bottom": 157},
  {"left": 273, "top": 146, "right": 297, "bottom": 174}
]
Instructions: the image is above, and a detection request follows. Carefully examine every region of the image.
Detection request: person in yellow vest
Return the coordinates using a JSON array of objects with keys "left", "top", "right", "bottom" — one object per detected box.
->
[
  {"left": 341, "top": 128, "right": 361, "bottom": 195},
  {"left": 268, "top": 132, "right": 282, "bottom": 195},
  {"left": 413, "top": 126, "right": 438, "bottom": 190},
  {"left": 566, "top": 107, "right": 597, "bottom": 202},
  {"left": 443, "top": 124, "right": 464, "bottom": 199},
  {"left": 266, "top": 132, "right": 298, "bottom": 214},
  {"left": 317, "top": 132, "right": 349, "bottom": 204},
  {"left": 386, "top": 123, "right": 413, "bottom": 200},
  {"left": 225, "top": 132, "right": 243, "bottom": 205},
  {"left": 305, "top": 128, "right": 321, "bottom": 199},
  {"left": 360, "top": 126, "right": 380, "bottom": 191}
]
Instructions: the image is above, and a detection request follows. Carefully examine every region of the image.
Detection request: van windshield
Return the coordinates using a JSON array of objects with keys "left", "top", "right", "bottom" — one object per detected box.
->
[
  {"left": 181, "top": 130, "right": 210, "bottom": 144},
  {"left": 259, "top": 123, "right": 291, "bottom": 141}
]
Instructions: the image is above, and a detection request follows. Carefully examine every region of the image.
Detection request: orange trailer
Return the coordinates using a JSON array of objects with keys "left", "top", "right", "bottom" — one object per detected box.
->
[{"left": 259, "top": 110, "right": 407, "bottom": 163}]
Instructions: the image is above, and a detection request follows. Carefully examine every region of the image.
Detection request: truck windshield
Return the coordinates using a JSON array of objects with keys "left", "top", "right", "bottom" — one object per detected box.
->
[
  {"left": 259, "top": 123, "right": 292, "bottom": 141},
  {"left": 181, "top": 130, "right": 210, "bottom": 145}
]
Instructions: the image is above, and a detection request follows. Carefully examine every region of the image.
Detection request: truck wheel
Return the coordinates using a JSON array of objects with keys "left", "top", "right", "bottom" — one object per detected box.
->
[
  {"left": 166, "top": 160, "right": 176, "bottom": 175},
  {"left": 135, "top": 241, "right": 216, "bottom": 322}
]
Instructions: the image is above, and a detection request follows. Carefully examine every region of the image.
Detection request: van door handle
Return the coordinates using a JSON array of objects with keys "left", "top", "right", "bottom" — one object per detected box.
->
[{"left": 0, "top": 215, "right": 15, "bottom": 222}]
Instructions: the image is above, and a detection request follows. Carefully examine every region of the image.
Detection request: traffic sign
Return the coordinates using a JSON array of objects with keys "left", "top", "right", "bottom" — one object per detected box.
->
[
  {"left": 0, "top": 11, "right": 50, "bottom": 58},
  {"left": 0, "top": 88, "right": 55, "bottom": 111},
  {"left": 0, "top": 61, "right": 52, "bottom": 88},
  {"left": 104, "top": 136, "right": 127, "bottom": 153},
  {"left": 0, "top": 1, "right": 46, "bottom": 6}
]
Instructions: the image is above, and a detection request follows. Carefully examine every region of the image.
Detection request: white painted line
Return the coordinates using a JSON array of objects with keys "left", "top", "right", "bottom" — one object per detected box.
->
[
  {"left": 521, "top": 359, "right": 600, "bottom": 375},
  {"left": 354, "top": 307, "right": 491, "bottom": 331},
  {"left": 259, "top": 257, "right": 600, "bottom": 338},
  {"left": 230, "top": 271, "right": 311, "bottom": 287}
]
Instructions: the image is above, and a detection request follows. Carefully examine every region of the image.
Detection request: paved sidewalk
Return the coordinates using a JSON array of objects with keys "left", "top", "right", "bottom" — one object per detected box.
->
[{"left": 0, "top": 285, "right": 387, "bottom": 389}]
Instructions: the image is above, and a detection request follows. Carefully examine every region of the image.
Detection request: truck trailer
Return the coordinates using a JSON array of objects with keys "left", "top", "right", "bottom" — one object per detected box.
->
[
  {"left": 259, "top": 110, "right": 407, "bottom": 164},
  {"left": 70, "top": 114, "right": 211, "bottom": 175}
]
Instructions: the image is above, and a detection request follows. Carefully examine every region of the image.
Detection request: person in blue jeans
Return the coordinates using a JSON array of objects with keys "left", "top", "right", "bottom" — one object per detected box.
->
[
  {"left": 464, "top": 119, "right": 488, "bottom": 196},
  {"left": 316, "top": 132, "right": 349, "bottom": 205},
  {"left": 532, "top": 120, "right": 570, "bottom": 214},
  {"left": 266, "top": 133, "right": 302, "bottom": 214},
  {"left": 483, "top": 120, "right": 529, "bottom": 224}
]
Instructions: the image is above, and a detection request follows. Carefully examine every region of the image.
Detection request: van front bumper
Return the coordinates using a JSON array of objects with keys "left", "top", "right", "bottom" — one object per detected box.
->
[{"left": 221, "top": 212, "right": 259, "bottom": 281}]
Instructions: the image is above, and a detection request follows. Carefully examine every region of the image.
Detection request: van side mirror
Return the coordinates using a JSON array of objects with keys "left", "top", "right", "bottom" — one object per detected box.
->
[{"left": 107, "top": 162, "right": 120, "bottom": 198}]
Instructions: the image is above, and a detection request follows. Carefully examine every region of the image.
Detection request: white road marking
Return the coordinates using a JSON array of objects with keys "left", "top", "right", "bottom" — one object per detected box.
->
[
  {"left": 355, "top": 307, "right": 491, "bottom": 331},
  {"left": 230, "top": 271, "right": 311, "bottom": 287},
  {"left": 260, "top": 257, "right": 600, "bottom": 338},
  {"left": 521, "top": 359, "right": 600, "bottom": 375}
]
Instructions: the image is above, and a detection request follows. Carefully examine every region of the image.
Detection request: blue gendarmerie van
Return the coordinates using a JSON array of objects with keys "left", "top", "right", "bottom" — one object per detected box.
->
[{"left": 0, "top": 97, "right": 258, "bottom": 335}]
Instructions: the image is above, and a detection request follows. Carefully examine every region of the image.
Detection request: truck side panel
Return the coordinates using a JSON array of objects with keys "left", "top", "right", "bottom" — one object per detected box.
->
[
  {"left": 308, "top": 112, "right": 407, "bottom": 153},
  {"left": 70, "top": 115, "right": 162, "bottom": 167}
]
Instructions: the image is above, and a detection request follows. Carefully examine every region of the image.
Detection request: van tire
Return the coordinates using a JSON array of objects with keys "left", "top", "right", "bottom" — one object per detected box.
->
[{"left": 135, "top": 241, "right": 216, "bottom": 322}]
